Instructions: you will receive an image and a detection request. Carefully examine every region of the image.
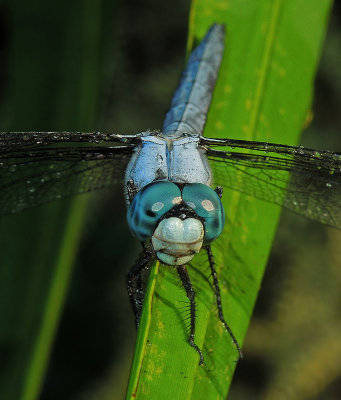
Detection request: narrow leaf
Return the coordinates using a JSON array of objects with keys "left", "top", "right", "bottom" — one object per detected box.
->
[{"left": 127, "top": 0, "right": 332, "bottom": 398}]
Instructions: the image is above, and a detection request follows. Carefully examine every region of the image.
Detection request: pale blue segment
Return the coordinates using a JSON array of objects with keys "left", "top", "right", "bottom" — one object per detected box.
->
[{"left": 163, "top": 24, "right": 225, "bottom": 136}]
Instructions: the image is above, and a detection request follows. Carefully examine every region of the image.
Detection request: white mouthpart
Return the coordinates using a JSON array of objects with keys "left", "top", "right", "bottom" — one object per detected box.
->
[{"left": 152, "top": 217, "right": 204, "bottom": 266}]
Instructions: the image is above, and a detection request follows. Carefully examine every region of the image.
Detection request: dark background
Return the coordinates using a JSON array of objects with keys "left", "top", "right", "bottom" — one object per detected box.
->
[{"left": 0, "top": 1, "right": 340, "bottom": 399}]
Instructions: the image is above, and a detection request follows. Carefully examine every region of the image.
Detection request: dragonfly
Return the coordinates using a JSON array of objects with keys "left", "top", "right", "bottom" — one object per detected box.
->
[{"left": 1, "top": 24, "right": 341, "bottom": 365}]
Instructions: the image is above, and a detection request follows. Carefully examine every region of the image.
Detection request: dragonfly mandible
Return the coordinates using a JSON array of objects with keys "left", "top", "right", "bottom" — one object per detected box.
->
[{"left": 1, "top": 24, "right": 341, "bottom": 364}]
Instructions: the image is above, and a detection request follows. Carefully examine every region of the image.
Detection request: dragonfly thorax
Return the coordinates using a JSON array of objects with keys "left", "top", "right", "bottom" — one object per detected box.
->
[
  {"left": 124, "top": 132, "right": 213, "bottom": 201},
  {"left": 126, "top": 181, "right": 225, "bottom": 265}
]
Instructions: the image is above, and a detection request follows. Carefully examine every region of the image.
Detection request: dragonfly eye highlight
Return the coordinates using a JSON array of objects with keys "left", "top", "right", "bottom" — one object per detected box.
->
[
  {"left": 182, "top": 183, "right": 225, "bottom": 243},
  {"left": 127, "top": 181, "right": 182, "bottom": 241}
]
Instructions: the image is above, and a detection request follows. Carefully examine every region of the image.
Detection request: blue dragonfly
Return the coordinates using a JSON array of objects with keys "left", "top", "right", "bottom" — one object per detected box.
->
[{"left": 0, "top": 25, "right": 340, "bottom": 364}]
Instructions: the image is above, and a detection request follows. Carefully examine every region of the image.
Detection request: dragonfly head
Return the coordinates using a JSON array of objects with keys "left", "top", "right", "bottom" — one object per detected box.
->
[{"left": 126, "top": 181, "right": 225, "bottom": 266}]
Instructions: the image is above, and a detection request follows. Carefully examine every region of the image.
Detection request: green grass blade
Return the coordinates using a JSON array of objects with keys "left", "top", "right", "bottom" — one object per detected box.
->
[
  {"left": 0, "top": 1, "right": 103, "bottom": 399},
  {"left": 126, "top": 0, "right": 332, "bottom": 398},
  {"left": 20, "top": 197, "right": 89, "bottom": 400}
]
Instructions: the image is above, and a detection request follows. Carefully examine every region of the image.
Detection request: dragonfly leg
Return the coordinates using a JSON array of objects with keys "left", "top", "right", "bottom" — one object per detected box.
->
[
  {"left": 176, "top": 265, "right": 204, "bottom": 365},
  {"left": 214, "top": 186, "right": 223, "bottom": 198},
  {"left": 126, "top": 248, "right": 154, "bottom": 328},
  {"left": 205, "top": 245, "right": 243, "bottom": 360},
  {"left": 126, "top": 179, "right": 138, "bottom": 202}
]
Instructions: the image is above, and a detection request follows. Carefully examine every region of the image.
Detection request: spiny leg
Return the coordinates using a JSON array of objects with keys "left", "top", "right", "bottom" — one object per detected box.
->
[
  {"left": 205, "top": 245, "right": 243, "bottom": 359},
  {"left": 176, "top": 265, "right": 204, "bottom": 365},
  {"left": 126, "top": 179, "right": 138, "bottom": 203},
  {"left": 126, "top": 248, "right": 154, "bottom": 328}
]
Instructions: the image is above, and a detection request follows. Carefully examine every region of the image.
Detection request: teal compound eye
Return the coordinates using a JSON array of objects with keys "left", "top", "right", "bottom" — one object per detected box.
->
[
  {"left": 127, "top": 181, "right": 182, "bottom": 241},
  {"left": 182, "top": 183, "right": 225, "bottom": 243}
]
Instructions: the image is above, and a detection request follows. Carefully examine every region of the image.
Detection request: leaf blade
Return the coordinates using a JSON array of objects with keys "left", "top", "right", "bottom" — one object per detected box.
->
[{"left": 127, "top": 0, "right": 332, "bottom": 398}]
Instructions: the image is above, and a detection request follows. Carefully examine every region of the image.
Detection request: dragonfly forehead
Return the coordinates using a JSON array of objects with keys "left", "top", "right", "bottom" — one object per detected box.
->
[{"left": 152, "top": 216, "right": 204, "bottom": 266}]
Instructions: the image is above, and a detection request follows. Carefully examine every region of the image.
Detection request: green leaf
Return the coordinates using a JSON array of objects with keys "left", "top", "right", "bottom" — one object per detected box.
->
[
  {"left": 126, "top": 0, "right": 332, "bottom": 398},
  {"left": 0, "top": 1, "right": 103, "bottom": 399}
]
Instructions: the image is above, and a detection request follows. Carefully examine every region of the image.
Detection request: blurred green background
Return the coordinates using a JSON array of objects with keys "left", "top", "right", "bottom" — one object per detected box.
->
[{"left": 0, "top": 0, "right": 340, "bottom": 399}]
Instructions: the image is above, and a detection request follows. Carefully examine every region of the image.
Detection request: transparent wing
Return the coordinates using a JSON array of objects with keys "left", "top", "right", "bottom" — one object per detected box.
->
[
  {"left": 0, "top": 132, "right": 137, "bottom": 214},
  {"left": 203, "top": 137, "right": 341, "bottom": 229}
]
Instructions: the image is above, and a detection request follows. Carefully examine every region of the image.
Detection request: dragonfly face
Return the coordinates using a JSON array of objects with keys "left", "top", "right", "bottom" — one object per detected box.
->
[{"left": 126, "top": 180, "right": 225, "bottom": 265}]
